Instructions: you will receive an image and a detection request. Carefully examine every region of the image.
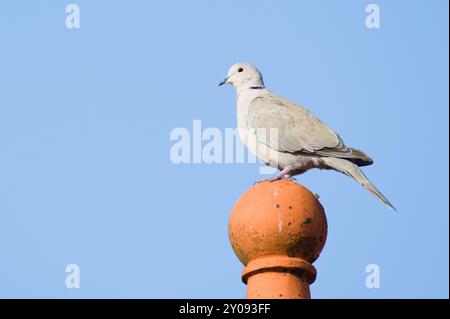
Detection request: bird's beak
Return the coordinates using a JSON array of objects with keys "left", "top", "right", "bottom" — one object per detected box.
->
[{"left": 218, "top": 76, "right": 229, "bottom": 86}]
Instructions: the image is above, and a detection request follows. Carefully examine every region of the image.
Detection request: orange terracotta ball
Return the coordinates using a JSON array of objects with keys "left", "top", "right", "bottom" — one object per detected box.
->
[{"left": 229, "top": 179, "right": 327, "bottom": 265}]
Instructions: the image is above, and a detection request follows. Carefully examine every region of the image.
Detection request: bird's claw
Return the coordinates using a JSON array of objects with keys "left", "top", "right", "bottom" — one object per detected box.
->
[{"left": 254, "top": 175, "right": 295, "bottom": 184}]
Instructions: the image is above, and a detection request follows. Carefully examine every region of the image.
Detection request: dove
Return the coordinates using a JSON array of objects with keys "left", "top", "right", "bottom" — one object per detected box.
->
[{"left": 219, "top": 63, "right": 395, "bottom": 210}]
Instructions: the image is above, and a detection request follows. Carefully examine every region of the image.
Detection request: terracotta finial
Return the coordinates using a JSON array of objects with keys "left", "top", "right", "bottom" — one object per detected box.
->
[{"left": 228, "top": 179, "right": 327, "bottom": 299}]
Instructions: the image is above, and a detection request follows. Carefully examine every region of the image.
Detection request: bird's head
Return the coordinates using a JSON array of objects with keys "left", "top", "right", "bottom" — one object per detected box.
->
[{"left": 219, "top": 63, "right": 265, "bottom": 89}]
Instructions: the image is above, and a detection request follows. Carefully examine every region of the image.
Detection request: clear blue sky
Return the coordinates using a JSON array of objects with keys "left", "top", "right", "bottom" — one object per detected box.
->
[{"left": 0, "top": 1, "right": 448, "bottom": 298}]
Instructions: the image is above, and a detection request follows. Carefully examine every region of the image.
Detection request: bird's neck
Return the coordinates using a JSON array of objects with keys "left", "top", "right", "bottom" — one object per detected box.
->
[
  {"left": 235, "top": 78, "right": 265, "bottom": 92},
  {"left": 236, "top": 85, "right": 267, "bottom": 128},
  {"left": 236, "top": 79, "right": 265, "bottom": 100}
]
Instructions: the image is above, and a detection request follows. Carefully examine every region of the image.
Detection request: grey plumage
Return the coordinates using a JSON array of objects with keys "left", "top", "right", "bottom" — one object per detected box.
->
[
  {"left": 248, "top": 95, "right": 373, "bottom": 165},
  {"left": 220, "top": 63, "right": 396, "bottom": 211}
]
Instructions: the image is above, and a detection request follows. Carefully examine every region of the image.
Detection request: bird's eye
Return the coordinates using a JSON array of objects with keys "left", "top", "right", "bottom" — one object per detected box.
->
[{"left": 238, "top": 68, "right": 244, "bottom": 73}]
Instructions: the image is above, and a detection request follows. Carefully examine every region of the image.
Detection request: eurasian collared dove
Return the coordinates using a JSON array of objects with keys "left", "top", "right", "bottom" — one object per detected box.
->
[{"left": 219, "top": 63, "right": 395, "bottom": 210}]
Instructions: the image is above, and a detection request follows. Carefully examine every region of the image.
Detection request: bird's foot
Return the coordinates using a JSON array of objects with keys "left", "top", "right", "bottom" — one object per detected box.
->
[
  {"left": 254, "top": 174, "right": 295, "bottom": 184},
  {"left": 269, "top": 175, "right": 295, "bottom": 183}
]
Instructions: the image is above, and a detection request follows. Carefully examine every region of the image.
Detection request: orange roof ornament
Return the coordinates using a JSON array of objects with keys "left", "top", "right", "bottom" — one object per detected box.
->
[{"left": 229, "top": 179, "right": 327, "bottom": 299}]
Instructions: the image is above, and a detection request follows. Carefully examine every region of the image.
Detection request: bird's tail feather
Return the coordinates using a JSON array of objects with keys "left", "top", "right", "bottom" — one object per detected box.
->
[{"left": 322, "top": 158, "right": 397, "bottom": 211}]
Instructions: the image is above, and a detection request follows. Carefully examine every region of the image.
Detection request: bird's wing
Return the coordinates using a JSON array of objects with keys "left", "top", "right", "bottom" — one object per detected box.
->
[{"left": 247, "top": 94, "right": 370, "bottom": 161}]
